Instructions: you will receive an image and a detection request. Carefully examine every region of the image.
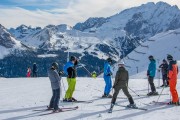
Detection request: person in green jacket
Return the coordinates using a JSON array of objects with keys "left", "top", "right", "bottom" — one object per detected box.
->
[{"left": 109, "top": 61, "right": 136, "bottom": 112}]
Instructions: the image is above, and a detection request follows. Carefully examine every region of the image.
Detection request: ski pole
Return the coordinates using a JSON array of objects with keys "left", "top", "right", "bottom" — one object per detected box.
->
[
  {"left": 156, "top": 86, "right": 165, "bottom": 103},
  {"left": 128, "top": 87, "right": 140, "bottom": 97},
  {"left": 79, "top": 61, "right": 92, "bottom": 76},
  {"left": 61, "top": 77, "right": 66, "bottom": 92},
  {"left": 148, "top": 77, "right": 150, "bottom": 94}
]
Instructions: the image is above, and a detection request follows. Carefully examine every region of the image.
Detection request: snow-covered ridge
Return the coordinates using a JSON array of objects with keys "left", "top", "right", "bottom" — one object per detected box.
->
[
  {"left": 112, "top": 28, "right": 180, "bottom": 78},
  {"left": 0, "top": 24, "right": 26, "bottom": 59}
]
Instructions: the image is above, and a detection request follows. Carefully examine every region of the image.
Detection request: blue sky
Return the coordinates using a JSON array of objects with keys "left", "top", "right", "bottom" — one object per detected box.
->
[
  {"left": 0, "top": 0, "right": 70, "bottom": 10},
  {"left": 0, "top": 0, "right": 179, "bottom": 28}
]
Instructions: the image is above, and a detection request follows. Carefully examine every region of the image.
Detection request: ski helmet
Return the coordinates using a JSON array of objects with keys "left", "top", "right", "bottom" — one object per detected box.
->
[
  {"left": 70, "top": 56, "right": 76, "bottom": 61},
  {"left": 52, "top": 62, "right": 59, "bottom": 69},
  {"left": 167, "top": 54, "right": 173, "bottom": 61},
  {"left": 118, "top": 61, "right": 125, "bottom": 65}
]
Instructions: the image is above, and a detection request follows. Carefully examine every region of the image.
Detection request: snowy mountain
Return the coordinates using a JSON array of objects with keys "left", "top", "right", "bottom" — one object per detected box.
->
[
  {"left": 111, "top": 28, "right": 180, "bottom": 78},
  {"left": 2, "top": 1, "right": 180, "bottom": 77},
  {"left": 0, "top": 24, "right": 27, "bottom": 59},
  {"left": 9, "top": 24, "right": 41, "bottom": 40},
  {"left": 74, "top": 2, "right": 180, "bottom": 55}
]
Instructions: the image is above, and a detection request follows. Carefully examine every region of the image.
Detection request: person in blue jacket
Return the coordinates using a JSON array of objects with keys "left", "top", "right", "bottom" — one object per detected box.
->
[
  {"left": 102, "top": 58, "right": 113, "bottom": 98},
  {"left": 147, "top": 55, "right": 158, "bottom": 96}
]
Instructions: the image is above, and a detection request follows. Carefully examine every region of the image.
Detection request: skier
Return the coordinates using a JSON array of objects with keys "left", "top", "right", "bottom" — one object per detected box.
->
[
  {"left": 167, "top": 54, "right": 179, "bottom": 105},
  {"left": 47, "top": 62, "right": 61, "bottom": 112},
  {"left": 109, "top": 61, "right": 136, "bottom": 112},
  {"left": 147, "top": 55, "right": 158, "bottom": 96},
  {"left": 63, "top": 56, "right": 78, "bottom": 102},
  {"left": 32, "top": 63, "right": 38, "bottom": 77},
  {"left": 102, "top": 58, "right": 113, "bottom": 98},
  {"left": 26, "top": 67, "right": 31, "bottom": 77},
  {"left": 159, "top": 59, "right": 169, "bottom": 87}
]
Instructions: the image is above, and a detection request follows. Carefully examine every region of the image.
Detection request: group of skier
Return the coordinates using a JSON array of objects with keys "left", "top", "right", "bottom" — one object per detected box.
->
[{"left": 47, "top": 54, "right": 179, "bottom": 113}]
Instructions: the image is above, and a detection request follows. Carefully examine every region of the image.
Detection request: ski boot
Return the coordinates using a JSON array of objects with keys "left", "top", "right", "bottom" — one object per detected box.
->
[
  {"left": 107, "top": 94, "right": 113, "bottom": 98},
  {"left": 53, "top": 108, "right": 62, "bottom": 113},
  {"left": 127, "top": 103, "right": 137, "bottom": 108},
  {"left": 152, "top": 91, "right": 159, "bottom": 95},
  {"left": 47, "top": 106, "right": 53, "bottom": 110},
  {"left": 63, "top": 98, "right": 68, "bottom": 102},
  {"left": 102, "top": 93, "right": 107, "bottom": 98},
  {"left": 71, "top": 97, "right": 77, "bottom": 102},
  {"left": 108, "top": 103, "right": 114, "bottom": 113}
]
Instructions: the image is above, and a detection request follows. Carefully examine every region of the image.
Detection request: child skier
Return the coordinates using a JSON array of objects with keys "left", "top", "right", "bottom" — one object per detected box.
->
[
  {"left": 47, "top": 62, "right": 61, "bottom": 112},
  {"left": 159, "top": 59, "right": 169, "bottom": 87},
  {"left": 63, "top": 56, "right": 78, "bottom": 102},
  {"left": 109, "top": 61, "right": 136, "bottom": 113},
  {"left": 102, "top": 58, "right": 113, "bottom": 98}
]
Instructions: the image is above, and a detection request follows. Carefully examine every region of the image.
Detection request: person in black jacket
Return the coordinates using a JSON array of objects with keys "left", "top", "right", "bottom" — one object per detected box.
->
[
  {"left": 63, "top": 56, "right": 78, "bottom": 102},
  {"left": 32, "top": 63, "right": 38, "bottom": 77},
  {"left": 159, "top": 59, "right": 169, "bottom": 87}
]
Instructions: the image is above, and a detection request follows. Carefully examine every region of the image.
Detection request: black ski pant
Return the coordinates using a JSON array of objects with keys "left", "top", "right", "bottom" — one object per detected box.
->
[
  {"left": 33, "top": 72, "right": 37, "bottom": 77},
  {"left": 49, "top": 88, "right": 60, "bottom": 110},
  {"left": 162, "top": 74, "right": 169, "bottom": 85},
  {"left": 148, "top": 76, "right": 156, "bottom": 92},
  {"left": 111, "top": 86, "right": 133, "bottom": 104}
]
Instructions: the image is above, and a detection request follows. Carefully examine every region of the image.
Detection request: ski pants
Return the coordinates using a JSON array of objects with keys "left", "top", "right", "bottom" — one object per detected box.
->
[
  {"left": 148, "top": 76, "right": 156, "bottom": 92},
  {"left": 169, "top": 79, "right": 179, "bottom": 102},
  {"left": 104, "top": 76, "right": 112, "bottom": 95},
  {"left": 65, "top": 78, "right": 76, "bottom": 99},
  {"left": 162, "top": 74, "right": 169, "bottom": 85},
  {"left": 49, "top": 88, "right": 60, "bottom": 110},
  {"left": 111, "top": 86, "right": 132, "bottom": 104},
  {"left": 33, "top": 72, "right": 37, "bottom": 77}
]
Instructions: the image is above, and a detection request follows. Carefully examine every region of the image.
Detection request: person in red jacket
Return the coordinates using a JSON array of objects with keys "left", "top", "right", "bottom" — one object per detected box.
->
[
  {"left": 167, "top": 54, "right": 179, "bottom": 105},
  {"left": 27, "top": 67, "right": 31, "bottom": 77}
]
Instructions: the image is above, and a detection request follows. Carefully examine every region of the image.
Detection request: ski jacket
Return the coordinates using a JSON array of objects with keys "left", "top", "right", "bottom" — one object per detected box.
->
[
  {"left": 113, "top": 67, "right": 129, "bottom": 88},
  {"left": 48, "top": 68, "right": 61, "bottom": 90},
  {"left": 67, "top": 66, "right": 77, "bottom": 78},
  {"left": 168, "top": 60, "right": 179, "bottom": 81},
  {"left": 33, "top": 64, "right": 37, "bottom": 73},
  {"left": 147, "top": 59, "right": 156, "bottom": 77},
  {"left": 63, "top": 61, "right": 74, "bottom": 75},
  {"left": 104, "top": 62, "right": 112, "bottom": 77},
  {"left": 159, "top": 63, "right": 168, "bottom": 75}
]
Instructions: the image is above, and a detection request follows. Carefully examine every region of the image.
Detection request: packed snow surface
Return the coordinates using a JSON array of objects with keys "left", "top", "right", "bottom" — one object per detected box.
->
[{"left": 0, "top": 77, "right": 180, "bottom": 120}]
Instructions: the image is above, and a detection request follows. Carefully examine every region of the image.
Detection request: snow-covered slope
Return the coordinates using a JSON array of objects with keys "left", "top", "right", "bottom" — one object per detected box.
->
[
  {"left": 0, "top": 77, "right": 180, "bottom": 120},
  {"left": 0, "top": 24, "right": 26, "bottom": 59},
  {"left": 112, "top": 28, "right": 180, "bottom": 78}
]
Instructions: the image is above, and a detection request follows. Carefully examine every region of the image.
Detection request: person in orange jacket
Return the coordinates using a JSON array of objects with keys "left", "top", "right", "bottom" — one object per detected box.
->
[{"left": 167, "top": 54, "right": 179, "bottom": 105}]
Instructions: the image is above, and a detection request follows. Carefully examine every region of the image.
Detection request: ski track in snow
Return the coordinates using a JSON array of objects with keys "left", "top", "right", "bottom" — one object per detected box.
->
[{"left": 0, "top": 77, "right": 180, "bottom": 120}]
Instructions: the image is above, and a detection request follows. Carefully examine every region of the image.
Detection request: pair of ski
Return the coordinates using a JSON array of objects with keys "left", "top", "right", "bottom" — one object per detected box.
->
[
  {"left": 108, "top": 104, "right": 148, "bottom": 113},
  {"left": 150, "top": 101, "right": 179, "bottom": 106},
  {"left": 61, "top": 100, "right": 93, "bottom": 103},
  {"left": 34, "top": 106, "right": 78, "bottom": 116}
]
